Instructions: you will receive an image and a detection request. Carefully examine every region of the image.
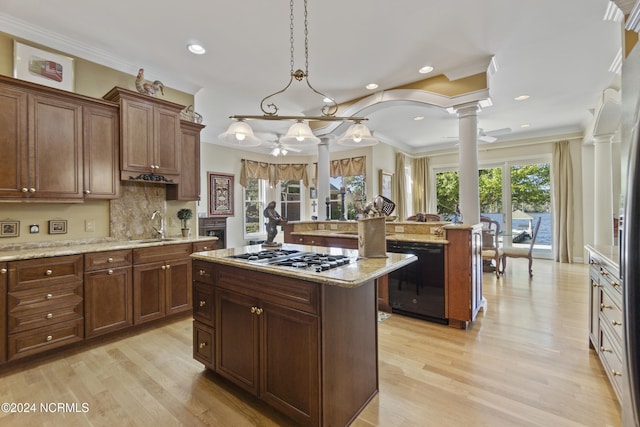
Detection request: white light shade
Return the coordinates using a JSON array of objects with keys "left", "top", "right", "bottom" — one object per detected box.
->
[
  {"left": 218, "top": 121, "right": 261, "bottom": 146},
  {"left": 337, "top": 123, "right": 378, "bottom": 146},
  {"left": 280, "top": 121, "right": 320, "bottom": 145}
]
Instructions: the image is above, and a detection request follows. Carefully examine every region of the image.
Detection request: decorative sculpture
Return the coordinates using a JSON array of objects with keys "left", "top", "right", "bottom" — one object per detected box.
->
[
  {"left": 135, "top": 68, "right": 165, "bottom": 97},
  {"left": 263, "top": 201, "right": 287, "bottom": 245}
]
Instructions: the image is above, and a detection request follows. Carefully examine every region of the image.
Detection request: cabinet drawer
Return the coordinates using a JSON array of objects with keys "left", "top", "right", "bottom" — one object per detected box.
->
[
  {"left": 9, "top": 255, "right": 83, "bottom": 291},
  {"left": 8, "top": 297, "right": 83, "bottom": 334},
  {"left": 193, "top": 260, "right": 216, "bottom": 285},
  {"left": 217, "top": 265, "right": 319, "bottom": 315},
  {"left": 600, "top": 288, "right": 623, "bottom": 341},
  {"left": 599, "top": 325, "right": 623, "bottom": 399},
  {"left": 8, "top": 282, "right": 82, "bottom": 311},
  {"left": 193, "top": 282, "right": 214, "bottom": 325},
  {"left": 193, "top": 321, "right": 214, "bottom": 369},
  {"left": 192, "top": 241, "right": 217, "bottom": 252},
  {"left": 8, "top": 318, "right": 84, "bottom": 361},
  {"left": 133, "top": 243, "right": 191, "bottom": 264},
  {"left": 85, "top": 250, "right": 132, "bottom": 271}
]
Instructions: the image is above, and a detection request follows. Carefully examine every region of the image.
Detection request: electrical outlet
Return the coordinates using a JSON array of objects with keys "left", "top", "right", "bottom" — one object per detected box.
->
[
  {"left": 330, "top": 224, "right": 338, "bottom": 230},
  {"left": 394, "top": 225, "right": 404, "bottom": 233},
  {"left": 85, "top": 220, "right": 95, "bottom": 232}
]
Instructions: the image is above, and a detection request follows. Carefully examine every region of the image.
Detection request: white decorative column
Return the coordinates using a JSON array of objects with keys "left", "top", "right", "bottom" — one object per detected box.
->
[
  {"left": 317, "top": 137, "right": 331, "bottom": 220},
  {"left": 455, "top": 102, "right": 481, "bottom": 224},
  {"left": 593, "top": 133, "right": 614, "bottom": 246}
]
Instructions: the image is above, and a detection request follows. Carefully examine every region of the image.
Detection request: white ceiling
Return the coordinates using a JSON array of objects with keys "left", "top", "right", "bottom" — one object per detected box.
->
[{"left": 0, "top": 0, "right": 625, "bottom": 156}]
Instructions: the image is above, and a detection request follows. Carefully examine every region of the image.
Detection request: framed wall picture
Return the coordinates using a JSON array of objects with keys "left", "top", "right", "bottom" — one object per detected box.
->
[
  {"left": 0, "top": 220, "right": 20, "bottom": 237},
  {"left": 48, "top": 219, "right": 68, "bottom": 234},
  {"left": 379, "top": 170, "right": 394, "bottom": 200},
  {"left": 208, "top": 172, "right": 234, "bottom": 217},
  {"left": 13, "top": 41, "right": 75, "bottom": 91}
]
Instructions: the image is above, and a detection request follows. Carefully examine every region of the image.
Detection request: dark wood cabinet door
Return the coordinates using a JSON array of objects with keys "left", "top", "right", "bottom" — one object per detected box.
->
[
  {"left": 83, "top": 103, "right": 119, "bottom": 198},
  {"left": 0, "top": 84, "right": 28, "bottom": 198},
  {"left": 167, "top": 121, "right": 204, "bottom": 201},
  {"left": 28, "top": 93, "right": 83, "bottom": 199},
  {"left": 85, "top": 266, "right": 133, "bottom": 337},
  {"left": 165, "top": 257, "right": 192, "bottom": 315},
  {"left": 260, "top": 301, "right": 320, "bottom": 426},
  {"left": 133, "top": 261, "right": 166, "bottom": 324},
  {"left": 193, "top": 321, "right": 214, "bottom": 369},
  {"left": 215, "top": 288, "right": 260, "bottom": 396},
  {"left": 154, "top": 105, "right": 181, "bottom": 176},
  {"left": 193, "top": 282, "right": 214, "bottom": 325},
  {"left": 120, "top": 97, "right": 154, "bottom": 174}
]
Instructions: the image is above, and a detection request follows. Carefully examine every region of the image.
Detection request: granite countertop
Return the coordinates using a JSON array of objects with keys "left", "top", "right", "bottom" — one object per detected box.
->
[
  {"left": 0, "top": 235, "right": 219, "bottom": 262},
  {"left": 288, "top": 229, "right": 448, "bottom": 244},
  {"left": 191, "top": 243, "right": 417, "bottom": 288}
]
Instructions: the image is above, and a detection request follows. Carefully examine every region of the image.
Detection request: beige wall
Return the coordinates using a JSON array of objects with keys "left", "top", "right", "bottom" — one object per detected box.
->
[{"left": 0, "top": 31, "right": 196, "bottom": 245}]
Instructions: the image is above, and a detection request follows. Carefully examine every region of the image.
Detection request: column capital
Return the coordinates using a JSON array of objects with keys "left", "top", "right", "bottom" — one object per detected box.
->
[
  {"left": 453, "top": 101, "right": 481, "bottom": 118},
  {"left": 592, "top": 133, "right": 615, "bottom": 144}
]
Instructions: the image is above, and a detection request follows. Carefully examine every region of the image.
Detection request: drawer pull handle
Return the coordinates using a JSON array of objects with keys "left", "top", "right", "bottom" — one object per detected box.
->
[
  {"left": 199, "top": 269, "right": 206, "bottom": 276},
  {"left": 45, "top": 269, "right": 53, "bottom": 276},
  {"left": 612, "top": 370, "right": 622, "bottom": 377},
  {"left": 612, "top": 282, "right": 620, "bottom": 288},
  {"left": 108, "top": 269, "right": 114, "bottom": 275},
  {"left": 600, "top": 346, "right": 612, "bottom": 353},
  {"left": 600, "top": 270, "right": 609, "bottom": 277},
  {"left": 255, "top": 308, "right": 263, "bottom": 315},
  {"left": 250, "top": 306, "right": 256, "bottom": 314},
  {"left": 202, "top": 246, "right": 209, "bottom": 251},
  {"left": 0, "top": 268, "right": 6, "bottom": 274},
  {"left": 21, "top": 187, "right": 28, "bottom": 193},
  {"left": 45, "top": 335, "right": 52, "bottom": 342},
  {"left": 612, "top": 320, "right": 622, "bottom": 326},
  {"left": 161, "top": 265, "right": 166, "bottom": 270},
  {"left": 46, "top": 293, "right": 53, "bottom": 300},
  {"left": 107, "top": 257, "right": 113, "bottom": 263},
  {"left": 84, "top": 189, "right": 92, "bottom": 194},
  {"left": 199, "top": 300, "right": 206, "bottom": 307},
  {"left": 29, "top": 188, "right": 36, "bottom": 193},
  {"left": 198, "top": 342, "right": 207, "bottom": 349},
  {"left": 46, "top": 313, "right": 53, "bottom": 319},
  {"left": 592, "top": 283, "right": 601, "bottom": 288},
  {"left": 166, "top": 264, "right": 171, "bottom": 269},
  {"left": 601, "top": 304, "right": 612, "bottom": 310}
]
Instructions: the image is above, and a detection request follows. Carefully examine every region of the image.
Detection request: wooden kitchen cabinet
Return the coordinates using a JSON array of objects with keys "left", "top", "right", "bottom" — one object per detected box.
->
[
  {"left": 7, "top": 255, "right": 84, "bottom": 360},
  {"left": 103, "top": 87, "right": 183, "bottom": 182},
  {"left": 132, "top": 243, "right": 192, "bottom": 324},
  {"left": 167, "top": 120, "right": 205, "bottom": 201},
  {"left": 0, "top": 77, "right": 83, "bottom": 200},
  {"left": 84, "top": 250, "right": 133, "bottom": 337},
  {"left": 83, "top": 102, "right": 120, "bottom": 199},
  {"left": 0, "top": 263, "right": 7, "bottom": 363},
  {"left": 445, "top": 224, "right": 483, "bottom": 329}
]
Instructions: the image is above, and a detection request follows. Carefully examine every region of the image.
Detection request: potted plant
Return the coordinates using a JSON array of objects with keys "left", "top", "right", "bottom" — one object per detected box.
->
[{"left": 177, "top": 208, "right": 193, "bottom": 237}]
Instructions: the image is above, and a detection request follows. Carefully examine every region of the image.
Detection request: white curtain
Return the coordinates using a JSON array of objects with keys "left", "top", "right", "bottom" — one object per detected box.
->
[
  {"left": 552, "top": 140, "right": 574, "bottom": 263},
  {"left": 395, "top": 153, "right": 408, "bottom": 221}
]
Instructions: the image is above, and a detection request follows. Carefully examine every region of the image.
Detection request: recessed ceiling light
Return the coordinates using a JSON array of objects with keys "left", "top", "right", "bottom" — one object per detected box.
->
[
  {"left": 514, "top": 95, "right": 530, "bottom": 101},
  {"left": 365, "top": 83, "right": 379, "bottom": 90},
  {"left": 413, "top": 116, "right": 424, "bottom": 121},
  {"left": 187, "top": 43, "right": 206, "bottom": 55},
  {"left": 418, "top": 65, "right": 434, "bottom": 74},
  {"left": 520, "top": 124, "right": 531, "bottom": 128}
]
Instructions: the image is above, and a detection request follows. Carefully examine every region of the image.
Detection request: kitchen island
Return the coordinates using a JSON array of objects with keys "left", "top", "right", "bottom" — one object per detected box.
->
[{"left": 190, "top": 244, "right": 416, "bottom": 427}]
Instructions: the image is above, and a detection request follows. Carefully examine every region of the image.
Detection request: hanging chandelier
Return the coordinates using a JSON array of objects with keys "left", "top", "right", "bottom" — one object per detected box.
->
[{"left": 218, "top": 0, "right": 376, "bottom": 147}]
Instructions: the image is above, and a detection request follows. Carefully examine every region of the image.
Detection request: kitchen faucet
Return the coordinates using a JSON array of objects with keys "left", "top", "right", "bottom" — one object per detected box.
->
[{"left": 151, "top": 210, "right": 165, "bottom": 238}]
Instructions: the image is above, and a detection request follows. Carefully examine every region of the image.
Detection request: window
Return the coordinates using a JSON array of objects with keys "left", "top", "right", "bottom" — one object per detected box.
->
[
  {"left": 329, "top": 175, "right": 366, "bottom": 220},
  {"left": 279, "top": 180, "right": 303, "bottom": 222},
  {"left": 243, "top": 178, "right": 267, "bottom": 240}
]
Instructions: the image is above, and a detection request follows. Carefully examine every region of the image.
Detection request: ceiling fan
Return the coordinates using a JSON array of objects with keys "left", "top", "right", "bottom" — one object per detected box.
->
[
  {"left": 478, "top": 127, "right": 511, "bottom": 143},
  {"left": 263, "top": 134, "right": 303, "bottom": 157}
]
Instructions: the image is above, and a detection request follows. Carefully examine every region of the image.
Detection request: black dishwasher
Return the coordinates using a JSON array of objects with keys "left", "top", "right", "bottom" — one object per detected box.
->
[{"left": 387, "top": 241, "right": 446, "bottom": 323}]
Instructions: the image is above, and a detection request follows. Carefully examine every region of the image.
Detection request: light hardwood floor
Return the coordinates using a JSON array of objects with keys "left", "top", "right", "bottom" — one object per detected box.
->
[{"left": 0, "top": 259, "right": 621, "bottom": 427}]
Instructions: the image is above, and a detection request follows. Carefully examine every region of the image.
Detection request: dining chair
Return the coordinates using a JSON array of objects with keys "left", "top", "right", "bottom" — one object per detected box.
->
[
  {"left": 480, "top": 216, "right": 502, "bottom": 277},
  {"left": 406, "top": 213, "right": 441, "bottom": 222},
  {"left": 500, "top": 216, "right": 542, "bottom": 277}
]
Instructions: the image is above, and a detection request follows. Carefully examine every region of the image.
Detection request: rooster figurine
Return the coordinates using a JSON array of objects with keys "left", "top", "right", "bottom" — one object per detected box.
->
[{"left": 135, "top": 68, "right": 165, "bottom": 97}]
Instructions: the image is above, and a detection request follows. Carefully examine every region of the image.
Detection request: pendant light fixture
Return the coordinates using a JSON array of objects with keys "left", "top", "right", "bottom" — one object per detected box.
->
[
  {"left": 337, "top": 121, "right": 378, "bottom": 146},
  {"left": 219, "top": 0, "right": 374, "bottom": 146}
]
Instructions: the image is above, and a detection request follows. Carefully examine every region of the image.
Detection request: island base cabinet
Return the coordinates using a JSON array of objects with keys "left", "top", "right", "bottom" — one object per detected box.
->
[
  {"left": 215, "top": 287, "right": 320, "bottom": 426},
  {"left": 193, "top": 321, "right": 214, "bottom": 369}
]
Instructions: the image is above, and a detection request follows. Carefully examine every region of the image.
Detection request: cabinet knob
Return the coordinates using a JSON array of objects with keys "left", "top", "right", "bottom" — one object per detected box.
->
[
  {"left": 199, "top": 269, "right": 206, "bottom": 276},
  {"left": 592, "top": 283, "right": 601, "bottom": 288},
  {"left": 166, "top": 264, "right": 171, "bottom": 269},
  {"left": 199, "top": 300, "right": 206, "bottom": 307},
  {"left": 612, "top": 320, "right": 622, "bottom": 326},
  {"left": 600, "top": 303, "right": 612, "bottom": 310},
  {"left": 45, "top": 335, "right": 53, "bottom": 342},
  {"left": 107, "top": 269, "right": 114, "bottom": 275},
  {"left": 45, "top": 269, "right": 53, "bottom": 276},
  {"left": 612, "top": 369, "right": 622, "bottom": 377},
  {"left": 84, "top": 190, "right": 92, "bottom": 194},
  {"left": 107, "top": 257, "right": 113, "bottom": 263},
  {"left": 46, "top": 293, "right": 53, "bottom": 300},
  {"left": 21, "top": 187, "right": 28, "bottom": 193},
  {"left": 46, "top": 313, "right": 53, "bottom": 319},
  {"left": 600, "top": 346, "right": 612, "bottom": 353},
  {"left": 298, "top": 238, "right": 304, "bottom": 243},
  {"left": 612, "top": 282, "right": 620, "bottom": 288},
  {"left": 250, "top": 306, "right": 257, "bottom": 314},
  {"left": 202, "top": 246, "right": 209, "bottom": 251},
  {"left": 161, "top": 265, "right": 166, "bottom": 270},
  {"left": 29, "top": 188, "right": 36, "bottom": 193},
  {"left": 198, "top": 342, "right": 207, "bottom": 349},
  {"left": 0, "top": 268, "right": 6, "bottom": 274}
]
